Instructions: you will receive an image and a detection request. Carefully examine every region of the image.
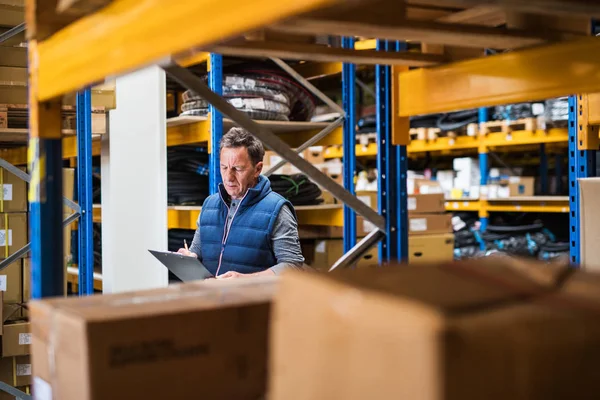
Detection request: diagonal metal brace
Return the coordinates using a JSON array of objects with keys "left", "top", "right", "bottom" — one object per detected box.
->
[
  {"left": 0, "top": 380, "right": 32, "bottom": 399},
  {"left": 264, "top": 117, "right": 343, "bottom": 176},
  {"left": 270, "top": 57, "right": 345, "bottom": 116},
  {"left": 329, "top": 229, "right": 385, "bottom": 271},
  {"left": 163, "top": 63, "right": 385, "bottom": 231},
  {"left": 0, "top": 212, "right": 80, "bottom": 272},
  {"left": 0, "top": 158, "right": 81, "bottom": 213},
  {"left": 0, "top": 23, "right": 25, "bottom": 45}
]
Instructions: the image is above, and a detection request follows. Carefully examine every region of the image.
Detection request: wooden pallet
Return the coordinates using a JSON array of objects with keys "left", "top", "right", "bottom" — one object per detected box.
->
[
  {"left": 409, "top": 123, "right": 479, "bottom": 141},
  {"left": 480, "top": 118, "right": 537, "bottom": 135},
  {"left": 0, "top": 104, "right": 107, "bottom": 135}
]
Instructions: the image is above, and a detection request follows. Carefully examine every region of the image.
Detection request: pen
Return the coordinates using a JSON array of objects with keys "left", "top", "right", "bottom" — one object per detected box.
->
[{"left": 184, "top": 239, "right": 189, "bottom": 251}]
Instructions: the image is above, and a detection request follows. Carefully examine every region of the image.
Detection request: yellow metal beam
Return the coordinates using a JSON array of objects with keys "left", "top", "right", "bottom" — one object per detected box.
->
[
  {"left": 296, "top": 205, "right": 343, "bottom": 226},
  {"left": 0, "top": 135, "right": 101, "bottom": 166},
  {"left": 398, "top": 36, "right": 600, "bottom": 116},
  {"left": 277, "top": 126, "right": 343, "bottom": 148},
  {"left": 167, "top": 208, "right": 200, "bottom": 230},
  {"left": 484, "top": 128, "right": 569, "bottom": 148},
  {"left": 176, "top": 51, "right": 210, "bottom": 68},
  {"left": 324, "top": 143, "right": 377, "bottom": 159},
  {"left": 588, "top": 92, "right": 600, "bottom": 125},
  {"left": 35, "top": 0, "right": 340, "bottom": 100},
  {"left": 167, "top": 120, "right": 211, "bottom": 147},
  {"left": 486, "top": 198, "right": 569, "bottom": 213},
  {"left": 408, "top": 135, "right": 480, "bottom": 154},
  {"left": 445, "top": 200, "right": 480, "bottom": 212}
]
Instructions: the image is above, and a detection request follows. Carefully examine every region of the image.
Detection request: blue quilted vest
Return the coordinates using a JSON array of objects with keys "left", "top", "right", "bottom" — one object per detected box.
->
[{"left": 199, "top": 175, "right": 296, "bottom": 275}]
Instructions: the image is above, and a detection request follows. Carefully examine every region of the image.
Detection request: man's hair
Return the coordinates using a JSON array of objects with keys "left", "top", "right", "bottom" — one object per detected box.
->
[{"left": 220, "top": 127, "right": 265, "bottom": 166}]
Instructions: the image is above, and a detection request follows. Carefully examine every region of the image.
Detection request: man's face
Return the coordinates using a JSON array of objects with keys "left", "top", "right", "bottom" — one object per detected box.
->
[{"left": 220, "top": 147, "right": 262, "bottom": 199}]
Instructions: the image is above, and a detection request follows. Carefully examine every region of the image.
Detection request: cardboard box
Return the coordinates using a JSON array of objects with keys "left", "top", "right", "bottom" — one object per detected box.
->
[
  {"left": 30, "top": 278, "right": 276, "bottom": 400},
  {"left": 408, "top": 178, "right": 443, "bottom": 195},
  {"left": 409, "top": 234, "right": 454, "bottom": 264},
  {"left": 303, "top": 146, "right": 325, "bottom": 165},
  {"left": 409, "top": 213, "right": 452, "bottom": 235},
  {"left": 507, "top": 176, "right": 535, "bottom": 197},
  {"left": 0, "top": 356, "right": 32, "bottom": 387},
  {"left": 0, "top": 259, "right": 22, "bottom": 304},
  {"left": 269, "top": 259, "right": 600, "bottom": 400},
  {"left": 580, "top": 178, "right": 600, "bottom": 271},
  {"left": 2, "top": 322, "right": 31, "bottom": 357},
  {"left": 312, "top": 240, "right": 377, "bottom": 270},
  {"left": 407, "top": 193, "right": 445, "bottom": 214},
  {"left": 0, "top": 168, "right": 27, "bottom": 213},
  {"left": 0, "top": 213, "right": 27, "bottom": 259}
]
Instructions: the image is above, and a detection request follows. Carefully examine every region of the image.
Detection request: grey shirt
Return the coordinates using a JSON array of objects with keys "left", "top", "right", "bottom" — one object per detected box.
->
[{"left": 189, "top": 198, "right": 305, "bottom": 275}]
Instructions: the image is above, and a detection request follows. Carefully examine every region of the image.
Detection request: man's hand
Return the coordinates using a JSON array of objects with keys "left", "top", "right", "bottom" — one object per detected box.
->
[
  {"left": 177, "top": 248, "right": 197, "bottom": 258},
  {"left": 217, "top": 271, "right": 244, "bottom": 279}
]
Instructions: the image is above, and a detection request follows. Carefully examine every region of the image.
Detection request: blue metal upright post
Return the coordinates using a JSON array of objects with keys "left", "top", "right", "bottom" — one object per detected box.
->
[
  {"left": 540, "top": 144, "right": 548, "bottom": 194},
  {"left": 478, "top": 108, "right": 489, "bottom": 233},
  {"left": 29, "top": 100, "right": 64, "bottom": 299},
  {"left": 568, "top": 95, "right": 596, "bottom": 266},
  {"left": 342, "top": 37, "right": 357, "bottom": 253},
  {"left": 76, "top": 89, "right": 94, "bottom": 295},
  {"left": 376, "top": 39, "right": 408, "bottom": 263},
  {"left": 209, "top": 54, "right": 224, "bottom": 194}
]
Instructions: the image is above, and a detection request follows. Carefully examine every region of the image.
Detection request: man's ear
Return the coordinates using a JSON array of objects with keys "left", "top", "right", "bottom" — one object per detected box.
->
[{"left": 256, "top": 161, "right": 264, "bottom": 175}]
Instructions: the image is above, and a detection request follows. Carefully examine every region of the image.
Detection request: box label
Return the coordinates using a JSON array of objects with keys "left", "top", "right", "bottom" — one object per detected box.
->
[
  {"left": 363, "top": 220, "right": 376, "bottom": 234},
  {"left": 16, "top": 363, "right": 31, "bottom": 376},
  {"left": 410, "top": 218, "right": 428, "bottom": 232},
  {"left": 0, "top": 275, "right": 6, "bottom": 292},
  {"left": 0, "top": 229, "right": 12, "bottom": 247},
  {"left": 316, "top": 241, "right": 326, "bottom": 254},
  {"left": 18, "top": 333, "right": 31, "bottom": 345},
  {"left": 407, "top": 197, "right": 417, "bottom": 211},
  {"left": 2, "top": 184, "right": 12, "bottom": 201},
  {"left": 33, "top": 377, "right": 53, "bottom": 400}
]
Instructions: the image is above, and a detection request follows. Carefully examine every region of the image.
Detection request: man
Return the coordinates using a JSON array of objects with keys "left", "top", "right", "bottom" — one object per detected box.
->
[{"left": 178, "top": 127, "right": 305, "bottom": 278}]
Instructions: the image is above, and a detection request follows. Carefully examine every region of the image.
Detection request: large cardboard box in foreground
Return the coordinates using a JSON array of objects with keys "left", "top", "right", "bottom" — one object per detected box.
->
[
  {"left": 270, "top": 259, "right": 600, "bottom": 400},
  {"left": 30, "top": 278, "right": 276, "bottom": 400},
  {"left": 580, "top": 178, "right": 600, "bottom": 271}
]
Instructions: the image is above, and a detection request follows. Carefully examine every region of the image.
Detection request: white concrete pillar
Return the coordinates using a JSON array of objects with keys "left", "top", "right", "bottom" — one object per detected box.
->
[{"left": 101, "top": 66, "right": 168, "bottom": 293}]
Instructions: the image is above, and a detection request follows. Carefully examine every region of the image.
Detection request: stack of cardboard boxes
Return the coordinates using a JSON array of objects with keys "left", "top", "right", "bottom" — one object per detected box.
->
[
  {"left": 304, "top": 189, "right": 454, "bottom": 270},
  {"left": 407, "top": 192, "right": 454, "bottom": 264},
  {"left": 0, "top": 167, "right": 32, "bottom": 397},
  {"left": 0, "top": 168, "right": 74, "bottom": 397}
]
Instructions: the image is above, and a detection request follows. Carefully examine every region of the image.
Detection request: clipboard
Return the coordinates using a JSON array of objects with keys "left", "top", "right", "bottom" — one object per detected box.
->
[{"left": 149, "top": 250, "right": 214, "bottom": 281}]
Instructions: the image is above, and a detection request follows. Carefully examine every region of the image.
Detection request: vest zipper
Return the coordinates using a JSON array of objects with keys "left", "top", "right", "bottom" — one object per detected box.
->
[{"left": 215, "top": 190, "right": 249, "bottom": 276}]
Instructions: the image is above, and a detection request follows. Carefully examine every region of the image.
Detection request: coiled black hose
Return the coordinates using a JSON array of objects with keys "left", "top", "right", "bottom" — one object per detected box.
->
[
  {"left": 436, "top": 109, "right": 478, "bottom": 131},
  {"left": 268, "top": 174, "right": 323, "bottom": 206}
]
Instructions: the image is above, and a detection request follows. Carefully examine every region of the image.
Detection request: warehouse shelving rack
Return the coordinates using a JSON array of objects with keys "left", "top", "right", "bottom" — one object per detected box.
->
[{"left": 24, "top": 1, "right": 600, "bottom": 300}]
